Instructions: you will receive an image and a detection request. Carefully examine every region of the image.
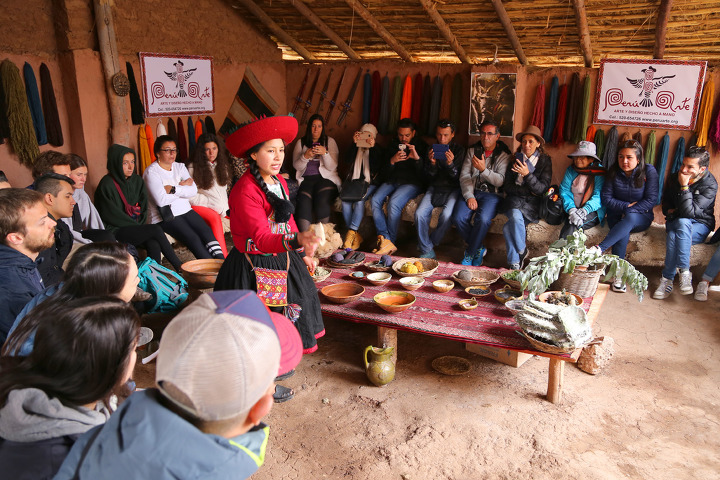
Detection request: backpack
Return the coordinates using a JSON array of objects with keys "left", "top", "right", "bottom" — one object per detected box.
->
[
  {"left": 539, "top": 185, "right": 565, "bottom": 225},
  {"left": 137, "top": 257, "right": 189, "bottom": 313}
]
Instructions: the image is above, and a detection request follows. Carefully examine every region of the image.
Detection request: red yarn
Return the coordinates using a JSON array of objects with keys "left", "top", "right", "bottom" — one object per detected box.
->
[
  {"left": 552, "top": 84, "right": 568, "bottom": 145},
  {"left": 530, "top": 82, "right": 545, "bottom": 132}
]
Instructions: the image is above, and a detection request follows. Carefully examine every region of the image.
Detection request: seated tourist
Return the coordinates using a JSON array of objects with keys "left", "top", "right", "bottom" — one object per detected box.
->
[
  {"left": 415, "top": 119, "right": 465, "bottom": 259},
  {"left": 30, "top": 150, "right": 71, "bottom": 182},
  {"left": 654, "top": 146, "right": 717, "bottom": 299},
  {"left": 452, "top": 119, "right": 511, "bottom": 266},
  {"left": 0, "top": 189, "right": 55, "bottom": 343},
  {"left": 62, "top": 154, "right": 115, "bottom": 244},
  {"left": 695, "top": 238, "right": 720, "bottom": 301},
  {"left": 53, "top": 291, "right": 302, "bottom": 480},
  {"left": 558, "top": 141, "right": 605, "bottom": 239},
  {"left": 370, "top": 118, "right": 427, "bottom": 255},
  {"left": 34, "top": 174, "right": 76, "bottom": 287},
  {"left": 0, "top": 297, "right": 140, "bottom": 480},
  {"left": 502, "top": 125, "right": 552, "bottom": 269}
]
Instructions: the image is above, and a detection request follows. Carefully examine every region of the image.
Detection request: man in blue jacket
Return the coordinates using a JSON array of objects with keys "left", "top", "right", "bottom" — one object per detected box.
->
[{"left": 0, "top": 188, "right": 56, "bottom": 343}]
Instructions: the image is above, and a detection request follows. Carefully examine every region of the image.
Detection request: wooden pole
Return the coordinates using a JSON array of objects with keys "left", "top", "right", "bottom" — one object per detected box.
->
[
  {"left": 654, "top": 0, "right": 674, "bottom": 59},
  {"left": 489, "top": 0, "right": 528, "bottom": 66},
  {"left": 377, "top": 326, "right": 398, "bottom": 365},
  {"left": 572, "top": 0, "right": 594, "bottom": 67},
  {"left": 233, "top": 0, "right": 317, "bottom": 62},
  {"left": 93, "top": 0, "right": 130, "bottom": 147},
  {"left": 418, "top": 0, "right": 470, "bottom": 64},
  {"left": 344, "top": 0, "right": 413, "bottom": 63},
  {"left": 547, "top": 358, "right": 565, "bottom": 403},
  {"left": 289, "top": 0, "right": 362, "bottom": 61}
]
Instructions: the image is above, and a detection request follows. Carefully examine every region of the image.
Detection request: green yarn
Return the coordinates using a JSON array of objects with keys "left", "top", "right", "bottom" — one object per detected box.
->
[
  {"left": 1, "top": 59, "right": 39, "bottom": 166},
  {"left": 645, "top": 130, "right": 657, "bottom": 166},
  {"left": 573, "top": 75, "right": 591, "bottom": 144}
]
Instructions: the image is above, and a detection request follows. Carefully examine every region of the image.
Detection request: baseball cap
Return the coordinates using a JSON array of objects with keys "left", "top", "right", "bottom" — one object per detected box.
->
[{"left": 156, "top": 290, "right": 302, "bottom": 421}]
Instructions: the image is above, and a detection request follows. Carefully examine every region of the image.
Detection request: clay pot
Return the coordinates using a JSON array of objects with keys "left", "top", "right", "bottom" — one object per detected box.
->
[{"left": 364, "top": 346, "right": 395, "bottom": 386}]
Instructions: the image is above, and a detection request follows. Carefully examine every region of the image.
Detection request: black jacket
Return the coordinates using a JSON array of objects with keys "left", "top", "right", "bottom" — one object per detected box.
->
[
  {"left": 380, "top": 138, "right": 428, "bottom": 186},
  {"left": 422, "top": 142, "right": 465, "bottom": 192},
  {"left": 662, "top": 170, "right": 717, "bottom": 231},
  {"left": 343, "top": 144, "right": 385, "bottom": 186},
  {"left": 37, "top": 214, "right": 72, "bottom": 288},
  {"left": 502, "top": 152, "right": 553, "bottom": 222}
]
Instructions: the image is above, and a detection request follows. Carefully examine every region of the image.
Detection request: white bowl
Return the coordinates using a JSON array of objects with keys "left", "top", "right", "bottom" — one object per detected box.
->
[
  {"left": 366, "top": 272, "right": 392, "bottom": 286},
  {"left": 399, "top": 276, "right": 425, "bottom": 291}
]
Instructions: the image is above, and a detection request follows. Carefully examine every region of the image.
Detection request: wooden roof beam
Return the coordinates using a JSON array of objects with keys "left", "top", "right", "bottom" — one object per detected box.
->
[
  {"left": 418, "top": 0, "right": 470, "bottom": 64},
  {"left": 572, "top": 0, "right": 593, "bottom": 67},
  {"left": 654, "top": 0, "right": 673, "bottom": 59},
  {"left": 289, "top": 0, "right": 362, "bottom": 61},
  {"left": 344, "top": 0, "right": 414, "bottom": 63},
  {"left": 233, "top": 0, "right": 317, "bottom": 62},
  {"left": 489, "top": 0, "right": 528, "bottom": 66}
]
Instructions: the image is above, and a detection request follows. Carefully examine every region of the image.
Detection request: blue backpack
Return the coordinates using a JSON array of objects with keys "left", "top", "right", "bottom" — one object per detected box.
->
[{"left": 137, "top": 258, "right": 189, "bottom": 313}]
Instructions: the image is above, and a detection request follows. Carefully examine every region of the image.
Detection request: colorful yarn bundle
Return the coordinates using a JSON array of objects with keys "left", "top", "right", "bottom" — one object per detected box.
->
[
  {"left": 543, "top": 76, "right": 559, "bottom": 143},
  {"left": 126, "top": 62, "right": 145, "bottom": 125},
  {"left": 39, "top": 63, "right": 63, "bottom": 146},
  {"left": 23, "top": 63, "right": 46, "bottom": 145},
  {"left": 655, "top": 132, "right": 670, "bottom": 205},
  {"left": 1, "top": 59, "right": 39, "bottom": 166},
  {"left": 378, "top": 74, "right": 390, "bottom": 134},
  {"left": 645, "top": 130, "right": 656, "bottom": 166},
  {"left": 551, "top": 83, "right": 568, "bottom": 145},
  {"left": 671, "top": 136, "right": 686, "bottom": 174},
  {"left": 400, "top": 75, "right": 412, "bottom": 119},
  {"left": 602, "top": 126, "right": 618, "bottom": 170},
  {"left": 389, "top": 75, "right": 402, "bottom": 132},
  {"left": 573, "top": 75, "right": 591, "bottom": 144},
  {"left": 694, "top": 78, "right": 714, "bottom": 147},
  {"left": 530, "top": 81, "right": 545, "bottom": 132}
]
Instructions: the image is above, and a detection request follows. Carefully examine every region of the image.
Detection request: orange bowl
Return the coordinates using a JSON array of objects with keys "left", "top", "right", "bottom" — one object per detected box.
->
[
  {"left": 321, "top": 282, "right": 365, "bottom": 304},
  {"left": 181, "top": 259, "right": 224, "bottom": 289},
  {"left": 373, "top": 291, "right": 416, "bottom": 313}
]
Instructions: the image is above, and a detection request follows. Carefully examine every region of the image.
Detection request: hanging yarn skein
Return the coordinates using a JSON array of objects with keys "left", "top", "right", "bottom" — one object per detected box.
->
[
  {"left": 377, "top": 74, "right": 390, "bottom": 135},
  {"left": 602, "top": 126, "right": 618, "bottom": 170},
  {"left": 427, "top": 75, "right": 442, "bottom": 134},
  {"left": 362, "top": 70, "right": 371, "bottom": 125},
  {"left": 671, "top": 136, "right": 686, "bottom": 174},
  {"left": 369, "top": 71, "right": 381, "bottom": 126},
  {"left": 645, "top": 130, "right": 657, "bottom": 166},
  {"left": 388, "top": 75, "right": 402, "bottom": 132},
  {"left": 586, "top": 125, "right": 596, "bottom": 143},
  {"left": 400, "top": 75, "right": 412, "bottom": 120},
  {"left": 655, "top": 132, "right": 670, "bottom": 205},
  {"left": 694, "top": 78, "right": 714, "bottom": 147},
  {"left": 419, "top": 74, "right": 431, "bottom": 135},
  {"left": 709, "top": 91, "right": 720, "bottom": 150},
  {"left": 411, "top": 73, "right": 423, "bottom": 126},
  {"left": 1, "top": 59, "right": 39, "bottom": 166},
  {"left": 126, "top": 62, "right": 145, "bottom": 125},
  {"left": 39, "top": 63, "right": 63, "bottom": 147},
  {"left": 552, "top": 83, "right": 568, "bottom": 145},
  {"left": 167, "top": 118, "right": 177, "bottom": 142},
  {"left": 573, "top": 75, "right": 591, "bottom": 144},
  {"left": 593, "top": 128, "right": 605, "bottom": 160},
  {"left": 205, "top": 116, "right": 216, "bottom": 135},
  {"left": 449, "top": 74, "right": 463, "bottom": 131},
  {"left": 23, "top": 63, "right": 47, "bottom": 146},
  {"left": 530, "top": 81, "right": 545, "bottom": 131},
  {"left": 564, "top": 73, "right": 581, "bottom": 142},
  {"left": 543, "top": 76, "right": 559, "bottom": 142},
  {"left": 439, "top": 74, "right": 452, "bottom": 120}
]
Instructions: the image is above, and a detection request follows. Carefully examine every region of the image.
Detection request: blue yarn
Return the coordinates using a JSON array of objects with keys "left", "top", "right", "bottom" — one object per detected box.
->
[
  {"left": 23, "top": 63, "right": 47, "bottom": 145},
  {"left": 656, "top": 133, "right": 670, "bottom": 205},
  {"left": 671, "top": 136, "right": 686, "bottom": 174},
  {"left": 187, "top": 117, "right": 196, "bottom": 152},
  {"left": 543, "top": 76, "right": 559, "bottom": 142}
]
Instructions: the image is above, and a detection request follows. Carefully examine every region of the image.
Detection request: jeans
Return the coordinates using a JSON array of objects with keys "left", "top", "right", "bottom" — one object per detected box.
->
[
  {"left": 414, "top": 187, "right": 460, "bottom": 254},
  {"left": 661, "top": 218, "right": 710, "bottom": 279},
  {"left": 701, "top": 243, "right": 720, "bottom": 282},
  {"left": 370, "top": 182, "right": 422, "bottom": 242},
  {"left": 559, "top": 211, "right": 600, "bottom": 240},
  {"left": 452, "top": 191, "right": 502, "bottom": 254},
  {"left": 598, "top": 212, "right": 652, "bottom": 259},
  {"left": 503, "top": 208, "right": 530, "bottom": 265},
  {"left": 341, "top": 184, "right": 377, "bottom": 231}
]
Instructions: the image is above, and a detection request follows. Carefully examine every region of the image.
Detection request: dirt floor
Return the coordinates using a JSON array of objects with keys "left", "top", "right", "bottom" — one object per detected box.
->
[{"left": 134, "top": 236, "right": 720, "bottom": 480}]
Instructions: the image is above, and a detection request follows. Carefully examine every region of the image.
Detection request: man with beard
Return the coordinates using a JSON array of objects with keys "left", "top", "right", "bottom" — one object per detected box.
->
[{"left": 0, "top": 189, "right": 57, "bottom": 343}]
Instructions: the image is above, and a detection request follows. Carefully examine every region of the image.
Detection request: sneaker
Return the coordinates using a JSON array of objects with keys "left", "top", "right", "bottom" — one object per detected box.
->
[
  {"left": 611, "top": 277, "right": 626, "bottom": 293},
  {"left": 679, "top": 269, "right": 693, "bottom": 295},
  {"left": 519, "top": 249, "right": 530, "bottom": 268},
  {"left": 461, "top": 250, "right": 474, "bottom": 266},
  {"left": 419, "top": 249, "right": 436, "bottom": 259},
  {"left": 695, "top": 280, "right": 709, "bottom": 301},
  {"left": 472, "top": 247, "right": 487, "bottom": 267},
  {"left": 652, "top": 277, "right": 674, "bottom": 300}
]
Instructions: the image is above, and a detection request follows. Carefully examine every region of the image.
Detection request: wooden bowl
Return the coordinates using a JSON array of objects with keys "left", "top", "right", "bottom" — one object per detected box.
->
[
  {"left": 321, "top": 283, "right": 365, "bottom": 304},
  {"left": 452, "top": 269, "right": 500, "bottom": 288},
  {"left": 373, "top": 291, "right": 416, "bottom": 313},
  {"left": 464, "top": 285, "right": 491, "bottom": 296},
  {"left": 458, "top": 298, "right": 479, "bottom": 310},
  {"left": 538, "top": 291, "right": 583, "bottom": 306},
  {"left": 392, "top": 257, "right": 439, "bottom": 278},
  {"left": 181, "top": 259, "right": 224, "bottom": 289},
  {"left": 494, "top": 287, "right": 523, "bottom": 304},
  {"left": 432, "top": 279, "right": 455, "bottom": 293},
  {"left": 399, "top": 276, "right": 425, "bottom": 291},
  {"left": 366, "top": 272, "right": 392, "bottom": 286}
]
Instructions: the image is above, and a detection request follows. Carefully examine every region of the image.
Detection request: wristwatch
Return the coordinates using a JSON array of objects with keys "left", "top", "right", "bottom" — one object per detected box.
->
[{"left": 169, "top": 186, "right": 176, "bottom": 195}]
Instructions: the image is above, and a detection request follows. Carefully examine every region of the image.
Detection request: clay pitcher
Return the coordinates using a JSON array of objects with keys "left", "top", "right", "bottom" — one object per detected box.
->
[{"left": 364, "top": 346, "right": 395, "bottom": 387}]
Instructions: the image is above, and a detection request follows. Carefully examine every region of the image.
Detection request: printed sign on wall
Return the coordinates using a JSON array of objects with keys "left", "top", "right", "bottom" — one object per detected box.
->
[
  {"left": 139, "top": 53, "right": 215, "bottom": 117},
  {"left": 593, "top": 59, "right": 706, "bottom": 130}
]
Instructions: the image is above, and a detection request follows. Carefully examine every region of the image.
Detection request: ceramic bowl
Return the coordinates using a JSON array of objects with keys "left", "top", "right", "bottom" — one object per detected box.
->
[
  {"left": 349, "top": 271, "right": 365, "bottom": 280},
  {"left": 458, "top": 298, "right": 479, "bottom": 310},
  {"left": 321, "top": 283, "right": 365, "bottom": 304},
  {"left": 432, "top": 279, "right": 455, "bottom": 293},
  {"left": 464, "top": 285, "right": 491, "bottom": 297},
  {"left": 538, "top": 291, "right": 583, "bottom": 306},
  {"left": 366, "top": 272, "right": 392, "bottom": 286},
  {"left": 373, "top": 291, "right": 416, "bottom": 313},
  {"left": 181, "top": 259, "right": 224, "bottom": 289},
  {"left": 494, "top": 287, "right": 523, "bottom": 304},
  {"left": 399, "top": 276, "right": 425, "bottom": 290}
]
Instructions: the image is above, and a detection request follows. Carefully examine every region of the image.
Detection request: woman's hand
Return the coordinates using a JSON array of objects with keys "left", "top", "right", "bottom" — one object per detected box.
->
[
  {"left": 313, "top": 145, "right": 327, "bottom": 156},
  {"left": 179, "top": 178, "right": 194, "bottom": 186},
  {"left": 511, "top": 159, "right": 530, "bottom": 177},
  {"left": 302, "top": 255, "right": 318, "bottom": 276},
  {"left": 297, "top": 230, "right": 321, "bottom": 258}
]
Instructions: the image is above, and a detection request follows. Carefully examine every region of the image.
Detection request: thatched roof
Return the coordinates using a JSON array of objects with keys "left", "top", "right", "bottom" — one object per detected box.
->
[{"left": 228, "top": 0, "right": 720, "bottom": 66}]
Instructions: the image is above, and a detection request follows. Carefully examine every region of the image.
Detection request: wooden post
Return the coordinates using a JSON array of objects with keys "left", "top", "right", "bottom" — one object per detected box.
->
[
  {"left": 289, "top": 0, "right": 362, "bottom": 61},
  {"left": 93, "top": 0, "right": 130, "bottom": 147},
  {"left": 653, "top": 0, "right": 674, "bottom": 59},
  {"left": 572, "top": 0, "right": 594, "bottom": 67},
  {"left": 418, "top": 0, "right": 470, "bottom": 64},
  {"left": 547, "top": 358, "right": 565, "bottom": 404},
  {"left": 489, "top": 0, "right": 528, "bottom": 66},
  {"left": 377, "top": 326, "right": 397, "bottom": 365},
  {"left": 345, "top": 0, "right": 413, "bottom": 62}
]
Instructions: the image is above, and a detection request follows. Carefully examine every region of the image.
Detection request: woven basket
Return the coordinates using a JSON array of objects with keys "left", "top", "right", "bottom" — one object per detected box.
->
[
  {"left": 500, "top": 270, "right": 522, "bottom": 290},
  {"left": 551, "top": 265, "right": 604, "bottom": 298},
  {"left": 451, "top": 269, "right": 500, "bottom": 288},
  {"left": 311, "top": 267, "right": 332, "bottom": 283},
  {"left": 517, "top": 330, "right": 576, "bottom": 355},
  {"left": 392, "top": 258, "right": 439, "bottom": 278},
  {"left": 364, "top": 261, "right": 392, "bottom": 272}
]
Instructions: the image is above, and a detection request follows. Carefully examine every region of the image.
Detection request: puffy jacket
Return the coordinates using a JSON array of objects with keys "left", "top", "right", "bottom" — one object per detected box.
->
[
  {"left": 662, "top": 170, "right": 717, "bottom": 231},
  {"left": 502, "top": 152, "right": 553, "bottom": 222},
  {"left": 601, "top": 164, "right": 658, "bottom": 221},
  {"left": 559, "top": 167, "right": 606, "bottom": 223},
  {"left": 459, "top": 141, "right": 511, "bottom": 200},
  {"left": 0, "top": 245, "right": 44, "bottom": 343}
]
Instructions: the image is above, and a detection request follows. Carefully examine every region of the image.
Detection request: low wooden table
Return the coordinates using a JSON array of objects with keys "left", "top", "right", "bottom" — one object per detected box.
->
[{"left": 317, "top": 254, "right": 608, "bottom": 404}]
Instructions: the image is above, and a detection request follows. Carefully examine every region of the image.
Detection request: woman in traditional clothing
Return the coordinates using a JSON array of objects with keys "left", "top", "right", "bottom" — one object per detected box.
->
[
  {"left": 292, "top": 114, "right": 341, "bottom": 232},
  {"left": 558, "top": 141, "right": 605, "bottom": 239},
  {"left": 216, "top": 116, "right": 323, "bottom": 403}
]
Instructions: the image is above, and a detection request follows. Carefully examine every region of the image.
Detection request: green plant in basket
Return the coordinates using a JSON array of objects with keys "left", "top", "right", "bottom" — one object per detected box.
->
[{"left": 517, "top": 230, "right": 648, "bottom": 300}]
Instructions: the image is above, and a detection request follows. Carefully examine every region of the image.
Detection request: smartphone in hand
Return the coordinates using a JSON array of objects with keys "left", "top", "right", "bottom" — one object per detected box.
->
[{"left": 355, "top": 131, "right": 373, "bottom": 148}]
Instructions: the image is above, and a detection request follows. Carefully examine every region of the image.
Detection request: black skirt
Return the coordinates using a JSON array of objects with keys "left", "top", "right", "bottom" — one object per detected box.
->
[{"left": 214, "top": 249, "right": 325, "bottom": 353}]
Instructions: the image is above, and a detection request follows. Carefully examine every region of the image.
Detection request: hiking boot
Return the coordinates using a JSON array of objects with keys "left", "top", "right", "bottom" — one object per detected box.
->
[
  {"left": 419, "top": 249, "right": 436, "bottom": 259},
  {"left": 611, "top": 277, "right": 626, "bottom": 293},
  {"left": 350, "top": 231, "right": 363, "bottom": 251},
  {"left": 375, "top": 236, "right": 397, "bottom": 256},
  {"left": 461, "top": 250, "right": 474, "bottom": 266},
  {"left": 472, "top": 247, "right": 487, "bottom": 267},
  {"left": 343, "top": 230, "right": 356, "bottom": 249},
  {"left": 652, "top": 277, "right": 673, "bottom": 300},
  {"left": 372, "top": 235, "right": 384, "bottom": 253},
  {"left": 695, "top": 280, "right": 709, "bottom": 301},
  {"left": 679, "top": 269, "right": 693, "bottom": 295}
]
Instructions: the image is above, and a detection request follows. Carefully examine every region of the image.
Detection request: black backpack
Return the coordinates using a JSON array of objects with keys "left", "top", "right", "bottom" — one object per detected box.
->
[{"left": 539, "top": 185, "right": 565, "bottom": 225}]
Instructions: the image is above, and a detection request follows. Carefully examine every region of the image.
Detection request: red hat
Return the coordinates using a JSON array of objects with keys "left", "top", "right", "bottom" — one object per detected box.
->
[{"left": 225, "top": 115, "right": 298, "bottom": 157}]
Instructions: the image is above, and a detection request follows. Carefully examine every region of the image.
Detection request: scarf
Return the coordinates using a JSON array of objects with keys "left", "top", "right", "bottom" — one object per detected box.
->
[
  {"left": 126, "top": 62, "right": 145, "bottom": 125},
  {"left": 571, "top": 173, "right": 594, "bottom": 208},
  {"left": 1, "top": 59, "right": 39, "bottom": 166},
  {"left": 352, "top": 145, "right": 371, "bottom": 183},
  {"left": 39, "top": 63, "right": 63, "bottom": 147}
]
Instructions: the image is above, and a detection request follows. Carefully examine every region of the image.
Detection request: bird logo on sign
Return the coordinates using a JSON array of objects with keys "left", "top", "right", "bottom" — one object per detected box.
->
[
  {"left": 626, "top": 66, "right": 675, "bottom": 108},
  {"left": 164, "top": 60, "right": 197, "bottom": 98}
]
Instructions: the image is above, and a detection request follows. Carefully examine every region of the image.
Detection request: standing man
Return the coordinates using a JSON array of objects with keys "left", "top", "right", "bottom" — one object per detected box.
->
[
  {"left": 414, "top": 119, "right": 465, "bottom": 259},
  {"left": 370, "top": 118, "right": 427, "bottom": 255},
  {"left": 35, "top": 173, "right": 76, "bottom": 287},
  {"left": 0, "top": 188, "right": 56, "bottom": 343},
  {"left": 654, "top": 146, "right": 717, "bottom": 299},
  {"left": 452, "top": 119, "right": 511, "bottom": 265}
]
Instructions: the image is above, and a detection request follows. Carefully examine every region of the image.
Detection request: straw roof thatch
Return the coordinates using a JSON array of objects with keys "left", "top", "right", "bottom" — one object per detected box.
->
[{"left": 227, "top": 0, "right": 720, "bottom": 66}]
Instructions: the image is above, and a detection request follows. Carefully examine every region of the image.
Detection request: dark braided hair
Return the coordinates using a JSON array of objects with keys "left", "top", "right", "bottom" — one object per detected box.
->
[{"left": 246, "top": 142, "right": 295, "bottom": 224}]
